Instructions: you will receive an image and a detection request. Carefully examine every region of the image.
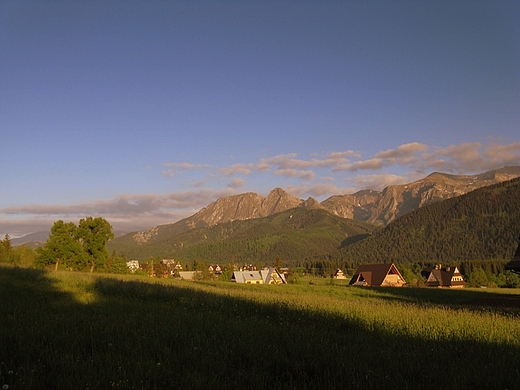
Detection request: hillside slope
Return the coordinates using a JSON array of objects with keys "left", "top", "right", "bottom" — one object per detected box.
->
[
  {"left": 111, "top": 166, "right": 520, "bottom": 250},
  {"left": 323, "top": 177, "right": 520, "bottom": 266},
  {"left": 322, "top": 166, "right": 520, "bottom": 225},
  {"left": 107, "top": 207, "right": 378, "bottom": 263},
  {"left": 128, "top": 188, "right": 304, "bottom": 246}
]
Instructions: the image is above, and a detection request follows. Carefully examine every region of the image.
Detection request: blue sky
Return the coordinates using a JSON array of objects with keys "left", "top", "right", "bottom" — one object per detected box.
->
[{"left": 1, "top": 1, "right": 519, "bottom": 237}]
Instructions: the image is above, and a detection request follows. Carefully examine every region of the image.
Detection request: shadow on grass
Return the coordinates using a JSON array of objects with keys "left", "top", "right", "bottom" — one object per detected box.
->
[
  {"left": 1, "top": 266, "right": 520, "bottom": 389},
  {"left": 351, "top": 285, "right": 520, "bottom": 314}
]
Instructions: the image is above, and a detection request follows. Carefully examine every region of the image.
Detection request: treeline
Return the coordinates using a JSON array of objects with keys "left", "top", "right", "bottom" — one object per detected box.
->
[
  {"left": 294, "top": 258, "right": 520, "bottom": 288},
  {"left": 108, "top": 208, "right": 377, "bottom": 264},
  {"left": 0, "top": 234, "right": 37, "bottom": 267},
  {"left": 4, "top": 178, "right": 520, "bottom": 286},
  {"left": 30, "top": 217, "right": 119, "bottom": 273},
  {"left": 0, "top": 217, "right": 132, "bottom": 274},
  {"left": 137, "top": 178, "right": 520, "bottom": 276},
  {"left": 112, "top": 229, "right": 356, "bottom": 267}
]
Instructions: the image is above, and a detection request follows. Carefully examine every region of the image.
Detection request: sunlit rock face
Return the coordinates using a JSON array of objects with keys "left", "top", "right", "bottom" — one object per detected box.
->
[{"left": 129, "top": 166, "right": 520, "bottom": 244}]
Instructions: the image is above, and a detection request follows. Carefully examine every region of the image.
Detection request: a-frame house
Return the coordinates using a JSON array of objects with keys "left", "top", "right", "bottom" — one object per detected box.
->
[
  {"left": 349, "top": 263, "right": 406, "bottom": 287},
  {"left": 231, "top": 267, "right": 287, "bottom": 284},
  {"left": 260, "top": 267, "right": 287, "bottom": 284},
  {"left": 422, "top": 265, "right": 466, "bottom": 288}
]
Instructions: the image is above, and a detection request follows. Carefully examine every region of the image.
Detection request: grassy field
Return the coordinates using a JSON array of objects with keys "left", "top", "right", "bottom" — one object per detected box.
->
[{"left": 1, "top": 265, "right": 520, "bottom": 389}]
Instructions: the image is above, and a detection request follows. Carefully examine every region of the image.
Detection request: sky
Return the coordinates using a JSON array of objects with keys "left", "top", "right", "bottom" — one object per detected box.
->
[{"left": 1, "top": 1, "right": 519, "bottom": 237}]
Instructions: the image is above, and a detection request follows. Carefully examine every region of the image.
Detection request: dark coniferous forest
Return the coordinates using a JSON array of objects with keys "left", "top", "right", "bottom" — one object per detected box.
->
[
  {"left": 106, "top": 178, "right": 520, "bottom": 277},
  {"left": 314, "top": 177, "right": 520, "bottom": 275}
]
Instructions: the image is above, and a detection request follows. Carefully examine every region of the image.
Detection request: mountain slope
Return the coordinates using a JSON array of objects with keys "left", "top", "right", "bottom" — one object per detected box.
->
[
  {"left": 108, "top": 166, "right": 520, "bottom": 261},
  {"left": 321, "top": 166, "right": 520, "bottom": 225},
  {"left": 323, "top": 177, "right": 520, "bottom": 266},
  {"left": 130, "top": 187, "right": 303, "bottom": 245},
  {"left": 321, "top": 189, "right": 380, "bottom": 221},
  {"left": 11, "top": 232, "right": 49, "bottom": 248},
  {"left": 107, "top": 207, "right": 378, "bottom": 263}
]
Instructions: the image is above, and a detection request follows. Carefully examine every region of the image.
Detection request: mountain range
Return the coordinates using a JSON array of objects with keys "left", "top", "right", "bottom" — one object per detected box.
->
[
  {"left": 121, "top": 175, "right": 520, "bottom": 268},
  {"left": 14, "top": 166, "right": 520, "bottom": 263},
  {"left": 124, "top": 166, "right": 520, "bottom": 245},
  {"left": 103, "top": 166, "right": 520, "bottom": 262}
]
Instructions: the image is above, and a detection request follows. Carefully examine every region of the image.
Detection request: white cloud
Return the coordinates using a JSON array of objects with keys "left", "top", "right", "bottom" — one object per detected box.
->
[
  {"left": 354, "top": 158, "right": 385, "bottom": 170},
  {"left": 228, "top": 178, "right": 246, "bottom": 189},
  {"left": 328, "top": 150, "right": 361, "bottom": 160},
  {"left": 350, "top": 174, "right": 409, "bottom": 191},
  {"left": 274, "top": 169, "right": 315, "bottom": 180},
  {"left": 420, "top": 141, "right": 520, "bottom": 173},
  {"left": 0, "top": 189, "right": 238, "bottom": 236},
  {"left": 161, "top": 162, "right": 211, "bottom": 177},
  {"left": 220, "top": 163, "right": 254, "bottom": 176},
  {"left": 306, "top": 184, "right": 344, "bottom": 197},
  {"left": 375, "top": 142, "right": 429, "bottom": 159},
  {"left": 4, "top": 140, "right": 519, "bottom": 237},
  {"left": 334, "top": 143, "right": 427, "bottom": 172}
]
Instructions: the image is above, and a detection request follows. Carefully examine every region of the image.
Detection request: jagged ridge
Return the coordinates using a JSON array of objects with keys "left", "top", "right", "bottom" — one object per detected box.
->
[{"left": 114, "top": 166, "right": 520, "bottom": 246}]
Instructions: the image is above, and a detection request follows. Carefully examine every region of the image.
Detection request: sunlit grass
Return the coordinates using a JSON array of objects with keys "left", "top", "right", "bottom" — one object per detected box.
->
[{"left": 2, "top": 265, "right": 520, "bottom": 389}]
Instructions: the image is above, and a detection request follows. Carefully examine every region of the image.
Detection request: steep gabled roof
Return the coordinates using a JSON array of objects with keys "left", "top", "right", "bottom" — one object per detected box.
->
[
  {"left": 178, "top": 271, "right": 198, "bottom": 281},
  {"left": 231, "top": 271, "right": 263, "bottom": 283},
  {"left": 232, "top": 268, "right": 287, "bottom": 284},
  {"left": 259, "top": 267, "right": 287, "bottom": 284},
  {"left": 425, "top": 266, "right": 465, "bottom": 287},
  {"left": 349, "top": 263, "right": 405, "bottom": 286}
]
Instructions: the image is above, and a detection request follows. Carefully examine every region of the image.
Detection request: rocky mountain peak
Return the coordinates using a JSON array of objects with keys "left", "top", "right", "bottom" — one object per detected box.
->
[
  {"left": 127, "top": 165, "right": 520, "bottom": 245},
  {"left": 179, "top": 188, "right": 302, "bottom": 231},
  {"left": 301, "top": 197, "right": 324, "bottom": 209},
  {"left": 363, "top": 166, "right": 520, "bottom": 225},
  {"left": 318, "top": 166, "right": 520, "bottom": 225},
  {"left": 320, "top": 190, "right": 380, "bottom": 221},
  {"left": 262, "top": 188, "right": 302, "bottom": 215}
]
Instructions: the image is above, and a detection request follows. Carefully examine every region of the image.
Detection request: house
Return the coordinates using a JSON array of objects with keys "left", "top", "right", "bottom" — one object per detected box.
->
[
  {"left": 231, "top": 267, "right": 287, "bottom": 284},
  {"left": 231, "top": 270, "right": 264, "bottom": 284},
  {"left": 260, "top": 267, "right": 287, "bottom": 284},
  {"left": 126, "top": 260, "right": 139, "bottom": 273},
  {"left": 421, "top": 264, "right": 466, "bottom": 288},
  {"left": 505, "top": 235, "right": 520, "bottom": 273},
  {"left": 349, "top": 263, "right": 406, "bottom": 287},
  {"left": 162, "top": 259, "right": 183, "bottom": 276},
  {"left": 178, "top": 271, "right": 201, "bottom": 281},
  {"left": 208, "top": 264, "right": 222, "bottom": 274},
  {"left": 332, "top": 269, "right": 347, "bottom": 279}
]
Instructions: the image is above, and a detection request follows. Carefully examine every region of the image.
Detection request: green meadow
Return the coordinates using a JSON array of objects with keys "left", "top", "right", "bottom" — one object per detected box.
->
[{"left": 2, "top": 265, "right": 520, "bottom": 389}]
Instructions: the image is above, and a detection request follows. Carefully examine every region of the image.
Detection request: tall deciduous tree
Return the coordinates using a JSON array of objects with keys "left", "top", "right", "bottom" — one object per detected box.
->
[
  {"left": 14, "top": 245, "right": 36, "bottom": 267},
  {"left": 36, "top": 221, "right": 83, "bottom": 270},
  {"left": 77, "top": 217, "right": 114, "bottom": 273}
]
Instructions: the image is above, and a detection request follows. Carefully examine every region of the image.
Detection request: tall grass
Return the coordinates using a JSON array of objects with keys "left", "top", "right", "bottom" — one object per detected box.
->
[{"left": 1, "top": 265, "right": 520, "bottom": 389}]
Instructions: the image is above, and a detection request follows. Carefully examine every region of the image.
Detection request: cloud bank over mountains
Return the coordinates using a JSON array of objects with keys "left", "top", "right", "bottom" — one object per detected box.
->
[{"left": 2, "top": 140, "right": 519, "bottom": 237}]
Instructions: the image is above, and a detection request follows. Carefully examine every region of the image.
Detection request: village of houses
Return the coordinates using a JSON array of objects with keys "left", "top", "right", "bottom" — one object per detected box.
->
[{"left": 125, "top": 258, "right": 468, "bottom": 288}]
